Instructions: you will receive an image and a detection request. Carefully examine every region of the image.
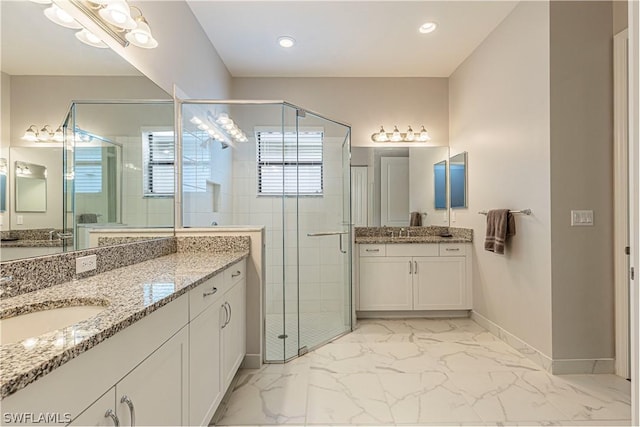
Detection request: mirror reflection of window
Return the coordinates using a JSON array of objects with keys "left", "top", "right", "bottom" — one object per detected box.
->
[
  {"left": 450, "top": 152, "right": 468, "bottom": 209},
  {"left": 434, "top": 160, "right": 447, "bottom": 210}
]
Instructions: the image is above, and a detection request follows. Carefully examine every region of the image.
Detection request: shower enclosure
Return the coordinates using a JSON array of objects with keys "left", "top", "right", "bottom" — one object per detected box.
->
[
  {"left": 63, "top": 100, "right": 175, "bottom": 250},
  {"left": 179, "top": 100, "right": 352, "bottom": 362}
]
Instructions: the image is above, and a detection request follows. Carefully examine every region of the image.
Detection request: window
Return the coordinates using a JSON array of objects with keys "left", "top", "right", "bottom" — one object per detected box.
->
[
  {"left": 182, "top": 132, "right": 211, "bottom": 193},
  {"left": 75, "top": 146, "right": 102, "bottom": 193},
  {"left": 256, "top": 130, "right": 323, "bottom": 196},
  {"left": 143, "top": 131, "right": 174, "bottom": 197}
]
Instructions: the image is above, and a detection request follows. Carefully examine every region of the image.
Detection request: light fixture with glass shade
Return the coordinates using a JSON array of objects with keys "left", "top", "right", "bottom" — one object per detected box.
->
[
  {"left": 38, "top": 125, "right": 54, "bottom": 141},
  {"left": 44, "top": 4, "right": 83, "bottom": 29},
  {"left": 75, "top": 28, "right": 109, "bottom": 48},
  {"left": 371, "top": 125, "right": 432, "bottom": 143},
  {"left": 21, "top": 125, "right": 39, "bottom": 142},
  {"left": 35, "top": 0, "right": 158, "bottom": 50}
]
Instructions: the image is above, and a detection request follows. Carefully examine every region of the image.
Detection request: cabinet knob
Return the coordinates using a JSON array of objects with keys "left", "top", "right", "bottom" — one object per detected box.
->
[{"left": 104, "top": 409, "right": 120, "bottom": 426}]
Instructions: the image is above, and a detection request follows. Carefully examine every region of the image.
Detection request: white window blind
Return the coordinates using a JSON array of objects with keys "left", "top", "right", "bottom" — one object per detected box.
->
[
  {"left": 182, "top": 133, "right": 210, "bottom": 193},
  {"left": 257, "top": 130, "right": 323, "bottom": 196},
  {"left": 143, "top": 131, "right": 174, "bottom": 197},
  {"left": 75, "top": 147, "right": 102, "bottom": 193}
]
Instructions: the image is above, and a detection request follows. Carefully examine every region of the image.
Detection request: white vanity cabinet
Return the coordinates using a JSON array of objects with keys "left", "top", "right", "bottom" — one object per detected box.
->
[
  {"left": 188, "top": 259, "right": 246, "bottom": 426},
  {"left": 358, "top": 243, "right": 471, "bottom": 312}
]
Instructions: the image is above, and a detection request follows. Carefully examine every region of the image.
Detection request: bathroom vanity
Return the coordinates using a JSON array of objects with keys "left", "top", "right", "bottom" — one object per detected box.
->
[
  {"left": 355, "top": 227, "right": 472, "bottom": 315},
  {"left": 0, "top": 247, "right": 248, "bottom": 426}
]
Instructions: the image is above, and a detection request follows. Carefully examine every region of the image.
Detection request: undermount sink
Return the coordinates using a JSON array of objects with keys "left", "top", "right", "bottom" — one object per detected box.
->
[{"left": 0, "top": 305, "right": 107, "bottom": 345}]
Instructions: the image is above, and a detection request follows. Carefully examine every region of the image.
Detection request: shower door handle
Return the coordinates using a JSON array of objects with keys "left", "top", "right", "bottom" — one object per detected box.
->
[{"left": 307, "top": 231, "right": 348, "bottom": 254}]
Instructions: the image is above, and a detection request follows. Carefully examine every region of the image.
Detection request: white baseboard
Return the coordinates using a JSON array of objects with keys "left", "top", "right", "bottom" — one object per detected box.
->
[
  {"left": 471, "top": 311, "right": 614, "bottom": 375},
  {"left": 356, "top": 310, "right": 470, "bottom": 319}
]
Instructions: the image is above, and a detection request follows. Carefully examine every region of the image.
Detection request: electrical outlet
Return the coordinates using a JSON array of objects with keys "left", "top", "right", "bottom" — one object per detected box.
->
[
  {"left": 16, "top": 215, "right": 23, "bottom": 225},
  {"left": 76, "top": 255, "right": 97, "bottom": 274},
  {"left": 571, "top": 210, "right": 594, "bottom": 226}
]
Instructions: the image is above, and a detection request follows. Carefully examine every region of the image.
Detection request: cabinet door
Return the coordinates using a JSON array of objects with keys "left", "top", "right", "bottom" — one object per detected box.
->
[
  {"left": 116, "top": 327, "right": 188, "bottom": 426},
  {"left": 69, "top": 388, "right": 116, "bottom": 426},
  {"left": 359, "top": 257, "right": 412, "bottom": 310},
  {"left": 222, "top": 279, "right": 246, "bottom": 390},
  {"left": 413, "top": 257, "right": 467, "bottom": 310},
  {"left": 189, "top": 305, "right": 223, "bottom": 426}
]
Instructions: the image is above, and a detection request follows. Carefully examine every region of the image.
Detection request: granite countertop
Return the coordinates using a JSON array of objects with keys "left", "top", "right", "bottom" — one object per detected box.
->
[
  {"left": 0, "top": 250, "right": 248, "bottom": 399},
  {"left": 355, "top": 236, "right": 472, "bottom": 244},
  {"left": 0, "top": 239, "right": 65, "bottom": 248}
]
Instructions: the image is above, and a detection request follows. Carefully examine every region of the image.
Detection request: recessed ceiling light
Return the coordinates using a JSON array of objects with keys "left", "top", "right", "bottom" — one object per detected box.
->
[
  {"left": 419, "top": 22, "right": 438, "bottom": 34},
  {"left": 278, "top": 36, "right": 295, "bottom": 48}
]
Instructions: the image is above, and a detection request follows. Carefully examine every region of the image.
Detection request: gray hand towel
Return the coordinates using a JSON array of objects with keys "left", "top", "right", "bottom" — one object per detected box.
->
[{"left": 484, "top": 209, "right": 515, "bottom": 254}]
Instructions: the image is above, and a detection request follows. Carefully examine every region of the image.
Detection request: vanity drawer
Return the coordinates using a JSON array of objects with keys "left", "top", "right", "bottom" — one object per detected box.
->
[
  {"left": 359, "top": 244, "right": 386, "bottom": 257},
  {"left": 190, "top": 273, "right": 224, "bottom": 320},
  {"left": 386, "top": 244, "right": 438, "bottom": 257},
  {"left": 439, "top": 243, "right": 467, "bottom": 256}
]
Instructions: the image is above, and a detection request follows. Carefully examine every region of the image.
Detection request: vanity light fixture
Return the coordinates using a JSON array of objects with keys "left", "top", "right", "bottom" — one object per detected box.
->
[
  {"left": 21, "top": 124, "right": 65, "bottom": 142},
  {"left": 35, "top": 0, "right": 158, "bottom": 49},
  {"left": 189, "top": 112, "right": 249, "bottom": 145},
  {"left": 38, "top": 125, "right": 55, "bottom": 141},
  {"left": 53, "top": 126, "right": 64, "bottom": 142},
  {"left": 371, "top": 125, "right": 432, "bottom": 143}
]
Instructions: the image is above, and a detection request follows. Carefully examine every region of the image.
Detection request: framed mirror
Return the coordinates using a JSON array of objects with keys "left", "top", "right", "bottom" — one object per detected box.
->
[
  {"left": 450, "top": 151, "right": 468, "bottom": 209},
  {"left": 15, "top": 162, "right": 47, "bottom": 212}
]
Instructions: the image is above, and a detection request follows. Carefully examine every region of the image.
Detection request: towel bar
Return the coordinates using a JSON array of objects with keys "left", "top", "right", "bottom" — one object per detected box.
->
[{"left": 478, "top": 209, "right": 532, "bottom": 216}]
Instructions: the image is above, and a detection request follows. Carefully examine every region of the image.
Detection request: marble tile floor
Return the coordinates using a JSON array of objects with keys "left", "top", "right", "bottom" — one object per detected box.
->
[{"left": 213, "top": 318, "right": 632, "bottom": 426}]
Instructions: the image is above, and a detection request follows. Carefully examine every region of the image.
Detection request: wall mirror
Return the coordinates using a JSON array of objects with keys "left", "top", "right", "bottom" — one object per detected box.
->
[
  {"left": 351, "top": 146, "right": 450, "bottom": 227},
  {"left": 15, "top": 161, "right": 47, "bottom": 212},
  {"left": 1, "top": 1, "right": 173, "bottom": 262},
  {"left": 450, "top": 151, "right": 468, "bottom": 209}
]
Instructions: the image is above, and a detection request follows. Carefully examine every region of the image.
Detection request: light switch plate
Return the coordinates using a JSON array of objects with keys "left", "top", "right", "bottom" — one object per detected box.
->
[
  {"left": 16, "top": 215, "right": 23, "bottom": 225},
  {"left": 571, "top": 210, "right": 594, "bottom": 226}
]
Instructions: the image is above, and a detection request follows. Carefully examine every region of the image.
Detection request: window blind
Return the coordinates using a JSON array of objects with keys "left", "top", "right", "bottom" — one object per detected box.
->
[
  {"left": 256, "top": 130, "right": 323, "bottom": 196},
  {"left": 143, "top": 131, "right": 175, "bottom": 196},
  {"left": 75, "top": 146, "right": 102, "bottom": 193},
  {"left": 182, "top": 133, "right": 210, "bottom": 192}
]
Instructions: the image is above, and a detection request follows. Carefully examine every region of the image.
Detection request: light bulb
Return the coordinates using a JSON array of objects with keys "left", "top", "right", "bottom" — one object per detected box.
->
[
  {"left": 99, "top": 1, "right": 136, "bottom": 30},
  {"left": 278, "top": 36, "right": 295, "bottom": 48},
  {"left": 405, "top": 126, "right": 415, "bottom": 141},
  {"left": 374, "top": 126, "right": 388, "bottom": 142}
]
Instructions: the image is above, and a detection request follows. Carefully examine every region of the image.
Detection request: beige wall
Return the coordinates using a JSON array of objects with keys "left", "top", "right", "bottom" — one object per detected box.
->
[
  {"left": 449, "top": 1, "right": 553, "bottom": 356},
  {"left": 613, "top": 0, "right": 628, "bottom": 33},
  {"left": 232, "top": 77, "right": 448, "bottom": 147},
  {"left": 550, "top": 1, "right": 614, "bottom": 360}
]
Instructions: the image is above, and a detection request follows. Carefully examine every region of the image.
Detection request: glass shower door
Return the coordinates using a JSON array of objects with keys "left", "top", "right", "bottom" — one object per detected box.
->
[{"left": 296, "top": 110, "right": 352, "bottom": 353}]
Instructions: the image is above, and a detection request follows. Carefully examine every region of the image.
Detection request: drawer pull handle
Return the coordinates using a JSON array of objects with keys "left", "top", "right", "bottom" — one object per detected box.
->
[
  {"left": 203, "top": 287, "right": 218, "bottom": 297},
  {"left": 105, "top": 409, "right": 120, "bottom": 426},
  {"left": 121, "top": 395, "right": 135, "bottom": 427},
  {"left": 366, "top": 249, "right": 380, "bottom": 252},
  {"left": 409, "top": 260, "right": 413, "bottom": 274},
  {"left": 232, "top": 271, "right": 241, "bottom": 278},
  {"left": 414, "top": 261, "right": 418, "bottom": 274},
  {"left": 446, "top": 248, "right": 460, "bottom": 251}
]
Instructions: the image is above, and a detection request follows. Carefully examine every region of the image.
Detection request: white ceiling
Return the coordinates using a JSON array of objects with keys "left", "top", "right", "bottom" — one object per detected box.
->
[
  {"left": 187, "top": 0, "right": 519, "bottom": 77},
  {"left": 1, "top": 1, "right": 141, "bottom": 76}
]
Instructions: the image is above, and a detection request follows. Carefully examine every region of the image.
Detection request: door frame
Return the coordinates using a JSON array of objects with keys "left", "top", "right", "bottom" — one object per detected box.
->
[{"left": 614, "top": 29, "right": 630, "bottom": 380}]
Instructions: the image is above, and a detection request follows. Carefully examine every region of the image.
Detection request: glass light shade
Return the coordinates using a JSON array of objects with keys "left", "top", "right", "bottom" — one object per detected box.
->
[
  {"left": 125, "top": 18, "right": 158, "bottom": 49},
  {"left": 197, "top": 123, "right": 209, "bottom": 130},
  {"left": 375, "top": 126, "right": 388, "bottom": 142},
  {"left": 278, "top": 36, "right": 295, "bottom": 48},
  {"left": 216, "top": 113, "right": 231, "bottom": 125},
  {"left": 53, "top": 127, "right": 64, "bottom": 142},
  {"left": 391, "top": 126, "right": 402, "bottom": 142},
  {"left": 418, "top": 125, "right": 431, "bottom": 141},
  {"left": 99, "top": 1, "right": 136, "bottom": 30},
  {"left": 21, "top": 125, "right": 39, "bottom": 141},
  {"left": 190, "top": 117, "right": 202, "bottom": 125},
  {"left": 44, "top": 4, "right": 83, "bottom": 29},
  {"left": 405, "top": 126, "right": 415, "bottom": 141},
  {"left": 38, "top": 126, "right": 53, "bottom": 141},
  {"left": 222, "top": 120, "right": 235, "bottom": 130},
  {"left": 419, "top": 22, "right": 438, "bottom": 34},
  {"left": 75, "top": 29, "right": 109, "bottom": 48}
]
